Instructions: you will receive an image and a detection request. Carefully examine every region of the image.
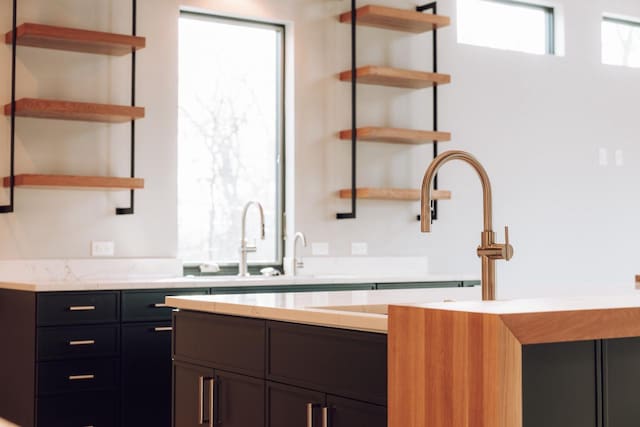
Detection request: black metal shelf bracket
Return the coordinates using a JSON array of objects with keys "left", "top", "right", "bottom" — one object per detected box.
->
[
  {"left": 337, "top": 0, "right": 358, "bottom": 220},
  {"left": 417, "top": 1, "right": 440, "bottom": 223},
  {"left": 0, "top": 0, "right": 18, "bottom": 214},
  {"left": 116, "top": 0, "right": 138, "bottom": 215}
]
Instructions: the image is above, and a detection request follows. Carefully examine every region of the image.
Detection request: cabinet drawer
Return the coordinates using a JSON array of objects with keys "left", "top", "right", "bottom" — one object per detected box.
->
[
  {"left": 37, "top": 292, "right": 119, "bottom": 326},
  {"left": 173, "top": 311, "right": 265, "bottom": 377},
  {"left": 122, "top": 288, "right": 208, "bottom": 322},
  {"left": 267, "top": 321, "right": 387, "bottom": 405},
  {"left": 37, "top": 358, "right": 119, "bottom": 395},
  {"left": 37, "top": 390, "right": 118, "bottom": 427},
  {"left": 37, "top": 324, "right": 119, "bottom": 361}
]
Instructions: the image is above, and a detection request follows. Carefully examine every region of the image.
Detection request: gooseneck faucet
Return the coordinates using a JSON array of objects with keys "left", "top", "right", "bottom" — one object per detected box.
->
[
  {"left": 238, "top": 201, "right": 265, "bottom": 277},
  {"left": 292, "top": 232, "right": 308, "bottom": 276},
  {"left": 420, "top": 150, "right": 513, "bottom": 301}
]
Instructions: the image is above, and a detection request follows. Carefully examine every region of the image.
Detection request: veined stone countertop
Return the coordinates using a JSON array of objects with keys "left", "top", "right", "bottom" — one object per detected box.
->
[
  {"left": 165, "top": 286, "right": 482, "bottom": 333},
  {"left": 0, "top": 273, "right": 479, "bottom": 292}
]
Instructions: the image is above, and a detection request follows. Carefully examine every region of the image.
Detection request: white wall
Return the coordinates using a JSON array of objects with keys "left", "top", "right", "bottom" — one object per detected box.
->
[{"left": 1, "top": 0, "right": 639, "bottom": 299}]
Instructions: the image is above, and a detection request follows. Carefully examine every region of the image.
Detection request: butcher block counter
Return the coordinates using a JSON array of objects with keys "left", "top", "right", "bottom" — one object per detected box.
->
[{"left": 388, "top": 295, "right": 640, "bottom": 427}]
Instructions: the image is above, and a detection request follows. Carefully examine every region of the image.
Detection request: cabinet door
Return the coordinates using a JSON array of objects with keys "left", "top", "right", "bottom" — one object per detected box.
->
[
  {"left": 604, "top": 337, "right": 640, "bottom": 427},
  {"left": 122, "top": 322, "right": 173, "bottom": 427},
  {"left": 215, "top": 370, "right": 265, "bottom": 427},
  {"left": 327, "top": 394, "right": 386, "bottom": 427},
  {"left": 174, "top": 362, "right": 215, "bottom": 427},
  {"left": 522, "top": 340, "right": 599, "bottom": 427},
  {"left": 266, "top": 381, "right": 323, "bottom": 427}
]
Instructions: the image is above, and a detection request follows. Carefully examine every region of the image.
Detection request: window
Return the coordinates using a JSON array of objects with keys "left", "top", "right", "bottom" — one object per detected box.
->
[
  {"left": 457, "top": 0, "right": 555, "bottom": 55},
  {"left": 602, "top": 16, "right": 640, "bottom": 68},
  {"left": 178, "top": 11, "right": 285, "bottom": 267}
]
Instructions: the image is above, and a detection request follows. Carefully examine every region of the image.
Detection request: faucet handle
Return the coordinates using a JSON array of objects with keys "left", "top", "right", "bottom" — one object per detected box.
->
[
  {"left": 504, "top": 226, "right": 514, "bottom": 261},
  {"left": 245, "top": 239, "right": 257, "bottom": 253}
]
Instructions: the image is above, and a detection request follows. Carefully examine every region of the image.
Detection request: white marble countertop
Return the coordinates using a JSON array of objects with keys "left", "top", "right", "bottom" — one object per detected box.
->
[
  {"left": 0, "top": 273, "right": 479, "bottom": 292},
  {"left": 165, "top": 286, "right": 482, "bottom": 333}
]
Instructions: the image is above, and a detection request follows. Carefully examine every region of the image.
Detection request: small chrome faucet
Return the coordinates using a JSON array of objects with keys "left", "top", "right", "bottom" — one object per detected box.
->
[
  {"left": 292, "top": 232, "right": 308, "bottom": 276},
  {"left": 420, "top": 150, "right": 513, "bottom": 301},
  {"left": 238, "top": 201, "right": 265, "bottom": 277}
]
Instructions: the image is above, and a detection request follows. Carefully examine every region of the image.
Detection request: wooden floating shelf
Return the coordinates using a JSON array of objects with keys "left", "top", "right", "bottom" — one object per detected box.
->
[
  {"left": 3, "top": 174, "right": 144, "bottom": 190},
  {"left": 5, "top": 23, "right": 145, "bottom": 56},
  {"left": 340, "top": 127, "right": 451, "bottom": 144},
  {"left": 339, "top": 5, "right": 450, "bottom": 33},
  {"left": 339, "top": 188, "right": 451, "bottom": 201},
  {"left": 339, "top": 66, "right": 450, "bottom": 89},
  {"left": 4, "top": 98, "right": 145, "bottom": 123}
]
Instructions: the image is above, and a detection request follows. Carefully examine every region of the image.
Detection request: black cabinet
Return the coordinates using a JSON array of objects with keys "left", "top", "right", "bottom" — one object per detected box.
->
[
  {"left": 121, "top": 322, "right": 174, "bottom": 427},
  {"left": 173, "top": 311, "right": 387, "bottom": 427},
  {"left": 604, "top": 337, "right": 640, "bottom": 427},
  {"left": 174, "top": 362, "right": 264, "bottom": 427},
  {"left": 522, "top": 340, "right": 600, "bottom": 427}
]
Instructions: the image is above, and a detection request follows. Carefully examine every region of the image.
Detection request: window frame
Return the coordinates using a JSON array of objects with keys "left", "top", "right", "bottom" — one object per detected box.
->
[
  {"left": 601, "top": 15, "right": 640, "bottom": 68},
  {"left": 178, "top": 10, "right": 286, "bottom": 275},
  {"left": 461, "top": 0, "right": 556, "bottom": 55}
]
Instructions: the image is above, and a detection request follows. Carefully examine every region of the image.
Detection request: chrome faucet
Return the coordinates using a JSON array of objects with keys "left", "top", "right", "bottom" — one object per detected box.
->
[
  {"left": 420, "top": 150, "right": 513, "bottom": 301},
  {"left": 292, "top": 232, "right": 308, "bottom": 276},
  {"left": 238, "top": 201, "right": 265, "bottom": 277}
]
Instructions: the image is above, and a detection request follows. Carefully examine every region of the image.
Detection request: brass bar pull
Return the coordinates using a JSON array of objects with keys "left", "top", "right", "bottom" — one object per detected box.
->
[
  {"left": 208, "top": 378, "right": 215, "bottom": 427},
  {"left": 153, "top": 327, "right": 173, "bottom": 332},
  {"left": 306, "top": 403, "right": 314, "bottom": 427},
  {"left": 69, "top": 305, "right": 95, "bottom": 311},
  {"left": 198, "top": 376, "right": 205, "bottom": 425},
  {"left": 322, "top": 407, "right": 329, "bottom": 427},
  {"left": 153, "top": 303, "right": 167, "bottom": 308},
  {"left": 68, "top": 374, "right": 94, "bottom": 381},
  {"left": 69, "top": 340, "right": 95, "bottom": 346}
]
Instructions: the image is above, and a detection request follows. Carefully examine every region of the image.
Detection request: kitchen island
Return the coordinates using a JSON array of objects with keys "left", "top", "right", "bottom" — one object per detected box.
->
[
  {"left": 166, "top": 286, "right": 481, "bottom": 427},
  {"left": 389, "top": 296, "right": 640, "bottom": 427}
]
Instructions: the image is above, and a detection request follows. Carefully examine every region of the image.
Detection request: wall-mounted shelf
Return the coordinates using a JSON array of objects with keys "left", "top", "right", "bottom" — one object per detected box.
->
[
  {"left": 4, "top": 23, "right": 146, "bottom": 56},
  {"left": 339, "top": 187, "right": 451, "bottom": 201},
  {"left": 340, "top": 66, "right": 450, "bottom": 89},
  {"left": 4, "top": 98, "right": 145, "bottom": 123},
  {"left": 339, "top": 5, "right": 450, "bottom": 33},
  {"left": 3, "top": 174, "right": 144, "bottom": 190},
  {"left": 339, "top": 127, "right": 451, "bottom": 145}
]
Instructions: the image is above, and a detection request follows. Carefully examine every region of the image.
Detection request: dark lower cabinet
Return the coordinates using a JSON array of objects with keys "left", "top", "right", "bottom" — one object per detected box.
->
[
  {"left": 266, "top": 382, "right": 324, "bottom": 427},
  {"left": 122, "top": 322, "right": 174, "bottom": 427},
  {"left": 522, "top": 340, "right": 599, "bottom": 427},
  {"left": 173, "top": 362, "right": 265, "bottom": 427},
  {"left": 37, "top": 391, "right": 118, "bottom": 427},
  {"left": 604, "top": 337, "right": 640, "bottom": 427},
  {"left": 173, "top": 311, "right": 387, "bottom": 427}
]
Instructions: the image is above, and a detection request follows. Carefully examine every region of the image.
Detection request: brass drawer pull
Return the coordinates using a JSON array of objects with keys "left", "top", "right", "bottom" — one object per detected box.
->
[
  {"left": 68, "top": 305, "right": 96, "bottom": 311},
  {"left": 322, "top": 407, "right": 329, "bottom": 427},
  {"left": 69, "top": 340, "right": 95, "bottom": 346},
  {"left": 153, "top": 303, "right": 168, "bottom": 308},
  {"left": 306, "top": 403, "right": 314, "bottom": 427},
  {"left": 154, "top": 327, "right": 173, "bottom": 332},
  {"left": 68, "top": 374, "right": 95, "bottom": 381}
]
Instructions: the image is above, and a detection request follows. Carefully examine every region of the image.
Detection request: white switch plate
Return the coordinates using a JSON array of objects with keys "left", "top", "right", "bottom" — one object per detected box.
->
[
  {"left": 91, "top": 241, "right": 115, "bottom": 257},
  {"left": 351, "top": 242, "right": 368, "bottom": 256},
  {"left": 311, "top": 242, "right": 329, "bottom": 256}
]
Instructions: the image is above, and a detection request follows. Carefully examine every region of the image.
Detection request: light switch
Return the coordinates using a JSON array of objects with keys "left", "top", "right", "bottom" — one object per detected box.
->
[
  {"left": 311, "top": 242, "right": 329, "bottom": 256},
  {"left": 351, "top": 242, "right": 368, "bottom": 256},
  {"left": 91, "top": 241, "right": 114, "bottom": 257}
]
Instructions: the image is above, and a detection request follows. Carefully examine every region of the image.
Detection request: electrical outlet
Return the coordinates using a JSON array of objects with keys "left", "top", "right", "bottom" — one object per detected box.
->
[
  {"left": 311, "top": 242, "right": 329, "bottom": 256},
  {"left": 91, "top": 241, "right": 114, "bottom": 257},
  {"left": 351, "top": 242, "right": 368, "bottom": 256}
]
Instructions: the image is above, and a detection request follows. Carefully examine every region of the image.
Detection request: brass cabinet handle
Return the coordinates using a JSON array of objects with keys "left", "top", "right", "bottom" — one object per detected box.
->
[
  {"left": 322, "top": 407, "right": 329, "bottom": 427},
  {"left": 152, "top": 303, "right": 168, "bottom": 308},
  {"left": 208, "top": 378, "right": 215, "bottom": 427},
  {"left": 68, "top": 374, "right": 94, "bottom": 381},
  {"left": 153, "top": 327, "right": 173, "bottom": 332},
  {"left": 306, "top": 403, "right": 314, "bottom": 427},
  {"left": 69, "top": 340, "right": 95, "bottom": 346},
  {"left": 69, "top": 305, "right": 96, "bottom": 311}
]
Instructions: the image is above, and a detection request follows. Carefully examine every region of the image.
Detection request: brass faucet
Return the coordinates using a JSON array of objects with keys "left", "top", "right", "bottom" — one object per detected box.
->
[
  {"left": 238, "top": 201, "right": 265, "bottom": 277},
  {"left": 420, "top": 150, "right": 513, "bottom": 301}
]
